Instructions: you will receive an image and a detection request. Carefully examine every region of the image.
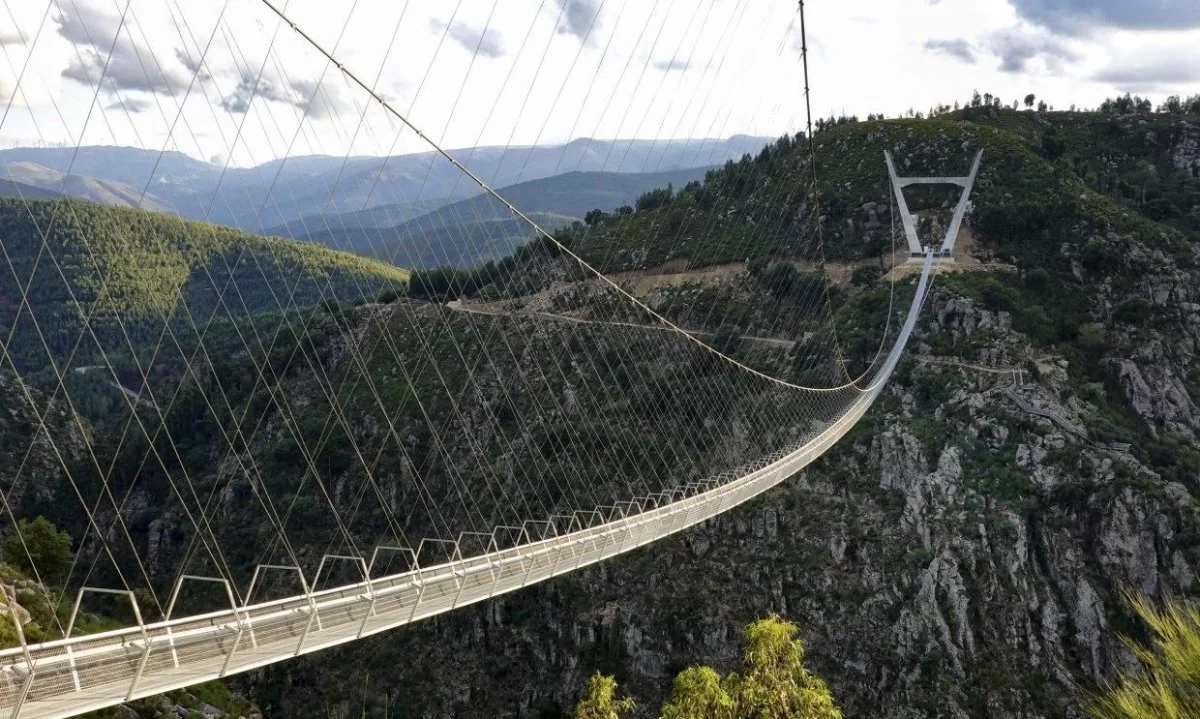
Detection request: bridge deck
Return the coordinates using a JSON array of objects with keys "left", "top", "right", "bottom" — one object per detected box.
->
[{"left": 0, "top": 256, "right": 932, "bottom": 719}]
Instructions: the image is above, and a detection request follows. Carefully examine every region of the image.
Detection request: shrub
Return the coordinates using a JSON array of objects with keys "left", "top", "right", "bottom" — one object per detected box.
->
[
  {"left": 1, "top": 517, "right": 72, "bottom": 583},
  {"left": 1112, "top": 297, "right": 1152, "bottom": 325}
]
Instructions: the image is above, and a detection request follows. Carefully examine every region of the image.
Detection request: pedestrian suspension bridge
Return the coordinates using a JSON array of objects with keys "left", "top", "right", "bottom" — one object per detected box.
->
[{"left": 0, "top": 1, "right": 977, "bottom": 716}]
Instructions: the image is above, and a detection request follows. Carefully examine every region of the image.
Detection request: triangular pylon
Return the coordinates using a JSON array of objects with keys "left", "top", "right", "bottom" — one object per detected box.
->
[{"left": 884, "top": 149, "right": 983, "bottom": 261}]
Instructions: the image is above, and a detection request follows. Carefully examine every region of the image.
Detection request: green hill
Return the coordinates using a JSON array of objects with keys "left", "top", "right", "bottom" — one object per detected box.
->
[
  {"left": 319, "top": 210, "right": 577, "bottom": 269},
  {"left": 259, "top": 106, "right": 1200, "bottom": 718},
  {"left": 0, "top": 179, "right": 60, "bottom": 201},
  {"left": 0, "top": 197, "right": 408, "bottom": 384},
  {"left": 571, "top": 107, "right": 1200, "bottom": 274}
]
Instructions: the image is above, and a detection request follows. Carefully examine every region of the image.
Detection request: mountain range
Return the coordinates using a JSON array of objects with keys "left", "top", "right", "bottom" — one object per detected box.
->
[
  {"left": 0, "top": 136, "right": 768, "bottom": 242},
  {"left": 287, "top": 166, "right": 714, "bottom": 268}
]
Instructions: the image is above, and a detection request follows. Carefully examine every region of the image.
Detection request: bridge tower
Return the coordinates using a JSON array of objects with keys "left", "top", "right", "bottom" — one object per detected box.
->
[{"left": 884, "top": 150, "right": 983, "bottom": 263}]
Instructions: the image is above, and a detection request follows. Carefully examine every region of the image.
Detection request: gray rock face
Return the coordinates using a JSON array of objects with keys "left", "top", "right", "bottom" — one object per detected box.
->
[
  {"left": 1170, "top": 124, "right": 1200, "bottom": 178},
  {"left": 231, "top": 212, "right": 1200, "bottom": 718},
  {"left": 251, "top": 331, "right": 1200, "bottom": 718}
]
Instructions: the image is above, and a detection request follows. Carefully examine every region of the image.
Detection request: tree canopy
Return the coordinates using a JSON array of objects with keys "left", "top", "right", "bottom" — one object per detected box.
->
[{"left": 1, "top": 516, "right": 73, "bottom": 583}]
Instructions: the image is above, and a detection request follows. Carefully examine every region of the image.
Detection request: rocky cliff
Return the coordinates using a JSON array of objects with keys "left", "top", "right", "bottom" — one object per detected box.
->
[
  {"left": 238, "top": 111, "right": 1200, "bottom": 719},
  {"left": 241, "top": 277, "right": 1198, "bottom": 718}
]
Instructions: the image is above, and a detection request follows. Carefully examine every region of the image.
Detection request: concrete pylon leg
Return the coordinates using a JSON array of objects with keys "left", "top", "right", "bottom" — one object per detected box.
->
[
  {"left": 884, "top": 149, "right": 983, "bottom": 262},
  {"left": 884, "top": 150, "right": 924, "bottom": 257},
  {"left": 941, "top": 150, "right": 983, "bottom": 255}
]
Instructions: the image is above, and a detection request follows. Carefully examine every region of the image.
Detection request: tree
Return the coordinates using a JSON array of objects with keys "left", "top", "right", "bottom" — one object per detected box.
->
[
  {"left": 585, "top": 208, "right": 608, "bottom": 226},
  {"left": 636, "top": 184, "right": 674, "bottom": 212},
  {"left": 1087, "top": 594, "right": 1200, "bottom": 719},
  {"left": 1, "top": 517, "right": 73, "bottom": 583},
  {"left": 725, "top": 615, "right": 842, "bottom": 719},
  {"left": 661, "top": 667, "right": 733, "bottom": 719},
  {"left": 1037, "top": 100, "right": 1048, "bottom": 112},
  {"left": 657, "top": 615, "right": 842, "bottom": 719},
  {"left": 575, "top": 673, "right": 635, "bottom": 719},
  {"left": 1024, "top": 93, "right": 1036, "bottom": 109}
]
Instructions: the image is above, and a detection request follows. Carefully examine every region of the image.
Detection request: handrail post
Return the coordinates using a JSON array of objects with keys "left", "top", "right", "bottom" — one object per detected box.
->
[
  {"left": 62, "top": 587, "right": 149, "bottom": 701},
  {"left": 613, "top": 501, "right": 639, "bottom": 558},
  {"left": 489, "top": 525, "right": 530, "bottom": 584},
  {"left": 221, "top": 564, "right": 307, "bottom": 674},
  {"left": 125, "top": 595, "right": 151, "bottom": 701},
  {"left": 298, "top": 555, "right": 368, "bottom": 652},
  {"left": 358, "top": 546, "right": 415, "bottom": 638},
  {"left": 163, "top": 575, "right": 238, "bottom": 670},
  {"left": 407, "top": 539, "right": 458, "bottom": 623},
  {"left": 515, "top": 520, "right": 549, "bottom": 588},
  {"left": 2, "top": 584, "right": 34, "bottom": 719},
  {"left": 545, "top": 537, "right": 576, "bottom": 584},
  {"left": 452, "top": 531, "right": 494, "bottom": 604}
]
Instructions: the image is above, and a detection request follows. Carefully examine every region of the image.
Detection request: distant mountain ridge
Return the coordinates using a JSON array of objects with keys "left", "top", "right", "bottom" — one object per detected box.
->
[
  {"left": 287, "top": 166, "right": 714, "bottom": 268},
  {"left": 0, "top": 161, "right": 170, "bottom": 211},
  {"left": 0, "top": 136, "right": 770, "bottom": 234}
]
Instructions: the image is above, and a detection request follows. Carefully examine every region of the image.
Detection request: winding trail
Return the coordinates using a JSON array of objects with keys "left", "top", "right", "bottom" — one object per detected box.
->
[{"left": 446, "top": 301, "right": 797, "bottom": 349}]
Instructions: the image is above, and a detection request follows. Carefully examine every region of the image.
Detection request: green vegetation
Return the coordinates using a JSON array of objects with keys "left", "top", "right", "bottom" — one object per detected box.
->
[
  {"left": 296, "top": 168, "right": 712, "bottom": 270},
  {"left": 575, "top": 616, "right": 841, "bottom": 719},
  {"left": 574, "top": 674, "right": 636, "bottom": 719},
  {"left": 1, "top": 517, "right": 72, "bottom": 583},
  {"left": 3, "top": 96, "right": 1200, "bottom": 718},
  {"left": 0, "top": 521, "right": 119, "bottom": 649},
  {"left": 0, "top": 197, "right": 407, "bottom": 380},
  {"left": 1087, "top": 594, "right": 1200, "bottom": 719}
]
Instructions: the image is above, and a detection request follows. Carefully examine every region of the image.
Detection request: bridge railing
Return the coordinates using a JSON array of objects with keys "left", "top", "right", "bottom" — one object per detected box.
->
[{"left": 0, "top": 257, "right": 932, "bottom": 719}]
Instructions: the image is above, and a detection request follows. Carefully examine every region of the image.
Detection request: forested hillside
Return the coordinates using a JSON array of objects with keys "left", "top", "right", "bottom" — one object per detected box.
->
[{"left": 0, "top": 197, "right": 407, "bottom": 396}]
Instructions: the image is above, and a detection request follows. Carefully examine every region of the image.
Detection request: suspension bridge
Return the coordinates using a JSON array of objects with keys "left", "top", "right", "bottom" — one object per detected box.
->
[{"left": 0, "top": 1, "right": 975, "bottom": 716}]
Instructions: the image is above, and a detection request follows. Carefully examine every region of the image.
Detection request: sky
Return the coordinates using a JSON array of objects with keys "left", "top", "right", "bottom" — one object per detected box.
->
[{"left": 0, "top": 0, "right": 1198, "bottom": 167}]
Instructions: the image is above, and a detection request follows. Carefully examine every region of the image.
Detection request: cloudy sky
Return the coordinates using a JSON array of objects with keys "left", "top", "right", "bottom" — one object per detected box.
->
[{"left": 1, "top": 0, "right": 1198, "bottom": 167}]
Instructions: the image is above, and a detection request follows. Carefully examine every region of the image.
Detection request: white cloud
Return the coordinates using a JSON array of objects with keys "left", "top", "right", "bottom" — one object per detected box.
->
[
  {"left": 0, "top": 28, "right": 28, "bottom": 46},
  {"left": 985, "top": 26, "right": 1080, "bottom": 74},
  {"left": 1009, "top": 0, "right": 1200, "bottom": 34},
  {"left": 923, "top": 38, "right": 977, "bottom": 64},
  {"left": 1094, "top": 40, "right": 1200, "bottom": 93},
  {"left": 55, "top": 1, "right": 190, "bottom": 96},
  {"left": 435, "top": 20, "right": 506, "bottom": 59},
  {"left": 553, "top": 0, "right": 602, "bottom": 42}
]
